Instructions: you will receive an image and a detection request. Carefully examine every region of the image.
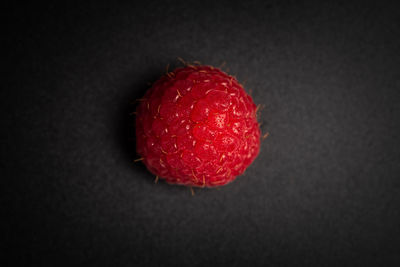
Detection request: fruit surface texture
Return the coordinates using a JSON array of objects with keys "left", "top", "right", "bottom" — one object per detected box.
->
[{"left": 136, "top": 65, "right": 260, "bottom": 187}]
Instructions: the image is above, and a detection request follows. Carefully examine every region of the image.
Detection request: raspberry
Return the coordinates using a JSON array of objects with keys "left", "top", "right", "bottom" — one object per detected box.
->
[{"left": 135, "top": 65, "right": 261, "bottom": 187}]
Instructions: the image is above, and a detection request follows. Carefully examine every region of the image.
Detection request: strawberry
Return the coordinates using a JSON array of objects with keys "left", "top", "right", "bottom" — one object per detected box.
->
[{"left": 136, "top": 65, "right": 260, "bottom": 187}]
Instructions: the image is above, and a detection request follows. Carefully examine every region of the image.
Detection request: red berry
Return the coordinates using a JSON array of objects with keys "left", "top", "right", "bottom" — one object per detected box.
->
[{"left": 136, "top": 65, "right": 260, "bottom": 187}]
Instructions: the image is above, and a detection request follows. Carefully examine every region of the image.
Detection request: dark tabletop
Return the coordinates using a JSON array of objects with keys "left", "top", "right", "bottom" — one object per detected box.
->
[{"left": 3, "top": 1, "right": 400, "bottom": 266}]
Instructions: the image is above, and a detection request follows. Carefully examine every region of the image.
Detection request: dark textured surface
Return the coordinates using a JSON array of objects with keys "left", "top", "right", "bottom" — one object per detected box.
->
[{"left": 3, "top": 1, "right": 400, "bottom": 266}]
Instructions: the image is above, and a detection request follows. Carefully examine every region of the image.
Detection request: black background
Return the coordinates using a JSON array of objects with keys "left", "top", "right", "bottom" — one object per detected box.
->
[{"left": 3, "top": 1, "right": 400, "bottom": 266}]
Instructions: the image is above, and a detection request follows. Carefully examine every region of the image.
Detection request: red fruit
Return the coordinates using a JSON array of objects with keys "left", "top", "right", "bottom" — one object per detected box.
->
[{"left": 136, "top": 65, "right": 260, "bottom": 187}]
